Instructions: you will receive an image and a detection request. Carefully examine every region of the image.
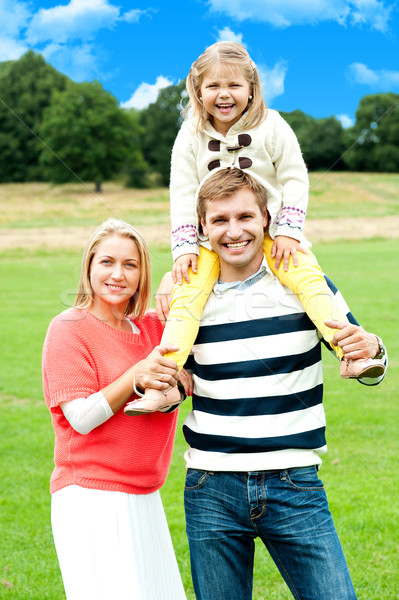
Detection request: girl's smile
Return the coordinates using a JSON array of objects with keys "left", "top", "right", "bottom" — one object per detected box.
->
[{"left": 200, "top": 63, "right": 251, "bottom": 135}]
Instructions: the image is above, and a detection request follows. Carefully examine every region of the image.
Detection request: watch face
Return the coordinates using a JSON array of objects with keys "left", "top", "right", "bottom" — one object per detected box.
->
[{"left": 376, "top": 337, "right": 385, "bottom": 358}]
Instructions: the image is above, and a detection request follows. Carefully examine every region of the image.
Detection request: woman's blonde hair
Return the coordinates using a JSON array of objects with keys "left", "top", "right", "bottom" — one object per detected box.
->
[
  {"left": 74, "top": 219, "right": 151, "bottom": 320},
  {"left": 184, "top": 41, "right": 267, "bottom": 132}
]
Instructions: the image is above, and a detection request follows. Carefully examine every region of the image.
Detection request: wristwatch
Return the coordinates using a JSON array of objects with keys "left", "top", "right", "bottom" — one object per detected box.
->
[{"left": 374, "top": 335, "right": 386, "bottom": 359}]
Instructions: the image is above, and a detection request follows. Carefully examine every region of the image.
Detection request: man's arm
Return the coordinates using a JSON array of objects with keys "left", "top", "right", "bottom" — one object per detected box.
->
[
  {"left": 154, "top": 271, "right": 173, "bottom": 324},
  {"left": 324, "top": 320, "right": 387, "bottom": 386},
  {"left": 324, "top": 321, "right": 379, "bottom": 360}
]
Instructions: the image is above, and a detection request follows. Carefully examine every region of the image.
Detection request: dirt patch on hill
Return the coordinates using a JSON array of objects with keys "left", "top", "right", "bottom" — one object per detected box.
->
[{"left": 1, "top": 216, "right": 398, "bottom": 252}]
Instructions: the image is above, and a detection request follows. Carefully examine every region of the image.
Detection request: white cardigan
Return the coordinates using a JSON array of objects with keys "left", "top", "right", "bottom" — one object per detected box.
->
[{"left": 170, "top": 109, "right": 310, "bottom": 261}]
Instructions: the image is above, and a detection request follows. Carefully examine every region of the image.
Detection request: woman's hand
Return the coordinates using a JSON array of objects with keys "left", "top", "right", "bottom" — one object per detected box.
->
[
  {"left": 133, "top": 344, "right": 180, "bottom": 393},
  {"left": 155, "top": 272, "right": 174, "bottom": 323},
  {"left": 172, "top": 253, "right": 198, "bottom": 285},
  {"left": 179, "top": 368, "right": 194, "bottom": 397},
  {"left": 271, "top": 235, "right": 308, "bottom": 272}
]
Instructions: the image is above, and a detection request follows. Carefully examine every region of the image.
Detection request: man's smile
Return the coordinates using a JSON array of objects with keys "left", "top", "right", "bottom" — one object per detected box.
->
[{"left": 224, "top": 240, "right": 250, "bottom": 249}]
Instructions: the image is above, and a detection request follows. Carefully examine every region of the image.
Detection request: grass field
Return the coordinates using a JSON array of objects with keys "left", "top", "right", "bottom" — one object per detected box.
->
[
  {"left": 1, "top": 171, "right": 399, "bottom": 232},
  {"left": 0, "top": 176, "right": 398, "bottom": 598}
]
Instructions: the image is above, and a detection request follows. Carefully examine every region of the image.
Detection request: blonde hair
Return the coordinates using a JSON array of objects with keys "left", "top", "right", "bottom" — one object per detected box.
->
[
  {"left": 185, "top": 41, "right": 267, "bottom": 133},
  {"left": 197, "top": 168, "right": 268, "bottom": 222},
  {"left": 74, "top": 219, "right": 151, "bottom": 320}
]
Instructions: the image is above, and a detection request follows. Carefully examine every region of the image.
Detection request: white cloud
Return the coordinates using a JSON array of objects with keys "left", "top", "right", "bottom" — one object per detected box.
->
[
  {"left": 42, "top": 42, "right": 100, "bottom": 82},
  {"left": 336, "top": 114, "right": 354, "bottom": 128},
  {"left": 216, "top": 27, "right": 244, "bottom": 44},
  {"left": 121, "top": 76, "right": 174, "bottom": 110},
  {"left": 258, "top": 60, "right": 288, "bottom": 105},
  {"left": 0, "top": 0, "right": 30, "bottom": 37},
  {"left": 0, "top": 0, "right": 149, "bottom": 82},
  {"left": 348, "top": 62, "right": 399, "bottom": 88},
  {"left": 207, "top": 0, "right": 392, "bottom": 32},
  {"left": 350, "top": 0, "right": 393, "bottom": 34},
  {"left": 26, "top": 0, "right": 120, "bottom": 44},
  {"left": 122, "top": 8, "right": 151, "bottom": 23},
  {"left": 0, "top": 36, "right": 27, "bottom": 61}
]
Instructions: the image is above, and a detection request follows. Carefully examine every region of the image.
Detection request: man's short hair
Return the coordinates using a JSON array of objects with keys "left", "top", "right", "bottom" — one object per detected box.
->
[{"left": 197, "top": 168, "right": 268, "bottom": 222}]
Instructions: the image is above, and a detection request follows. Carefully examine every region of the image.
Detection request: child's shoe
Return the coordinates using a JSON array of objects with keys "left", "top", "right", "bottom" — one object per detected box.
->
[
  {"left": 124, "top": 385, "right": 182, "bottom": 416},
  {"left": 340, "top": 357, "right": 385, "bottom": 380}
]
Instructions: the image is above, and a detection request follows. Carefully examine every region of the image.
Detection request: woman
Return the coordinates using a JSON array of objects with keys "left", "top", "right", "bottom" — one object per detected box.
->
[{"left": 42, "top": 219, "right": 186, "bottom": 600}]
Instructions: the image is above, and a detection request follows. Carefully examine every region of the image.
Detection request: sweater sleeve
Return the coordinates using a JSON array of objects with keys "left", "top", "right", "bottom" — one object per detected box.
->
[
  {"left": 321, "top": 276, "right": 388, "bottom": 386},
  {"left": 42, "top": 314, "right": 100, "bottom": 409},
  {"left": 268, "top": 112, "right": 309, "bottom": 241},
  {"left": 170, "top": 121, "right": 201, "bottom": 261}
]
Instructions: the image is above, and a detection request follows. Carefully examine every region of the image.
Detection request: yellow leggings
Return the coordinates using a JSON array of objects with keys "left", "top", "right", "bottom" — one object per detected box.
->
[{"left": 161, "top": 234, "right": 347, "bottom": 370}]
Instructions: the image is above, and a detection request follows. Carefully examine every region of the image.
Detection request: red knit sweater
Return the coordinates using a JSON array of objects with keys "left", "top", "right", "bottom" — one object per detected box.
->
[{"left": 42, "top": 308, "right": 178, "bottom": 495}]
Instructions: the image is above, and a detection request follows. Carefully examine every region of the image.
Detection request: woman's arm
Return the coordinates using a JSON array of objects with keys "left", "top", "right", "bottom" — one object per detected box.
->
[
  {"left": 100, "top": 343, "right": 180, "bottom": 413},
  {"left": 60, "top": 392, "right": 113, "bottom": 434},
  {"left": 59, "top": 343, "right": 180, "bottom": 433}
]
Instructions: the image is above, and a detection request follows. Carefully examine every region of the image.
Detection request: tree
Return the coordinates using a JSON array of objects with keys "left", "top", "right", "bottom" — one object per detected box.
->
[
  {"left": 0, "top": 51, "right": 68, "bottom": 181},
  {"left": 122, "top": 109, "right": 150, "bottom": 188},
  {"left": 343, "top": 93, "right": 399, "bottom": 172},
  {"left": 39, "top": 80, "right": 141, "bottom": 192},
  {"left": 281, "top": 109, "right": 345, "bottom": 170},
  {"left": 139, "top": 80, "right": 186, "bottom": 185}
]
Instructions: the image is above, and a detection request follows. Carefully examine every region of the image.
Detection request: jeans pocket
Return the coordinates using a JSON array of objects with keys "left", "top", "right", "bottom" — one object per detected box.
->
[
  {"left": 284, "top": 466, "right": 324, "bottom": 491},
  {"left": 184, "top": 469, "right": 212, "bottom": 491}
]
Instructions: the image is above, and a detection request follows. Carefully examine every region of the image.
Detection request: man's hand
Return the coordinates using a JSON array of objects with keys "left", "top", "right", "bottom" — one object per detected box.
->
[
  {"left": 155, "top": 272, "right": 174, "bottom": 324},
  {"left": 324, "top": 320, "right": 379, "bottom": 360}
]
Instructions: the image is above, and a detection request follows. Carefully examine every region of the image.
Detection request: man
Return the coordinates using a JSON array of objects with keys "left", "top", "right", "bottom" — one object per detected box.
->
[{"left": 182, "top": 167, "right": 387, "bottom": 600}]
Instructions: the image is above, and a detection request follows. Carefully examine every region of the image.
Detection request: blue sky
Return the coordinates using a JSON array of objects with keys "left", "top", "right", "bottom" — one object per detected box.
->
[{"left": 1, "top": 0, "right": 398, "bottom": 126}]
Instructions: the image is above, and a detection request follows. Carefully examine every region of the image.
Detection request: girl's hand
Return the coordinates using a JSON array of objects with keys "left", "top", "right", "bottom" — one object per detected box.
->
[
  {"left": 134, "top": 344, "right": 179, "bottom": 393},
  {"left": 179, "top": 368, "right": 194, "bottom": 397},
  {"left": 172, "top": 253, "right": 198, "bottom": 285},
  {"left": 155, "top": 272, "right": 174, "bottom": 323},
  {"left": 271, "top": 235, "right": 308, "bottom": 272}
]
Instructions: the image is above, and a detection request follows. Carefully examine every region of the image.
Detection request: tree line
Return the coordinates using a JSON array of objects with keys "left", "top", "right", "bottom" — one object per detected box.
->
[{"left": 0, "top": 51, "right": 398, "bottom": 191}]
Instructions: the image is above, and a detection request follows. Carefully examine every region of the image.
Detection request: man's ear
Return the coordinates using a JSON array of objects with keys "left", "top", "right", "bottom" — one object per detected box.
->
[
  {"left": 200, "top": 217, "right": 208, "bottom": 236},
  {"left": 262, "top": 208, "right": 269, "bottom": 230}
]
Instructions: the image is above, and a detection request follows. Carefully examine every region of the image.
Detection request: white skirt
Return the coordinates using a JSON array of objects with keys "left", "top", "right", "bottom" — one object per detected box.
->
[{"left": 51, "top": 485, "right": 186, "bottom": 600}]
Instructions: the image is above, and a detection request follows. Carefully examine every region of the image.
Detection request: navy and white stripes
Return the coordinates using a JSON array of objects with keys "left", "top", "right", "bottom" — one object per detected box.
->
[
  {"left": 183, "top": 271, "right": 329, "bottom": 471},
  {"left": 183, "top": 270, "right": 386, "bottom": 472}
]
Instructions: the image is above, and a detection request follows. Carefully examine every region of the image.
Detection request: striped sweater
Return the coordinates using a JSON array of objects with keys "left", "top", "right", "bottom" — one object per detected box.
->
[{"left": 183, "top": 267, "right": 385, "bottom": 472}]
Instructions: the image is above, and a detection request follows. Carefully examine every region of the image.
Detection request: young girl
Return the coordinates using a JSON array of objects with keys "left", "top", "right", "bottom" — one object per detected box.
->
[{"left": 125, "top": 41, "right": 385, "bottom": 414}]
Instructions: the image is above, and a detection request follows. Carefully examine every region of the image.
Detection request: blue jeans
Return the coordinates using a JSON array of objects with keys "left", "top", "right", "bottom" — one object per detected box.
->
[{"left": 184, "top": 467, "right": 357, "bottom": 600}]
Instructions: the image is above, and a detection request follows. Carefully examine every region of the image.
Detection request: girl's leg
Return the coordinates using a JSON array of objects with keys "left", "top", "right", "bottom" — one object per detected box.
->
[
  {"left": 125, "top": 248, "right": 220, "bottom": 415},
  {"left": 162, "top": 247, "right": 220, "bottom": 370},
  {"left": 263, "top": 235, "right": 385, "bottom": 379},
  {"left": 263, "top": 234, "right": 347, "bottom": 358}
]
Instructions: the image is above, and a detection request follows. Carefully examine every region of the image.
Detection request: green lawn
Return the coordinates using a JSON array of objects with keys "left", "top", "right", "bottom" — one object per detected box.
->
[
  {"left": 1, "top": 172, "right": 399, "bottom": 232},
  {"left": 0, "top": 239, "right": 398, "bottom": 598}
]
